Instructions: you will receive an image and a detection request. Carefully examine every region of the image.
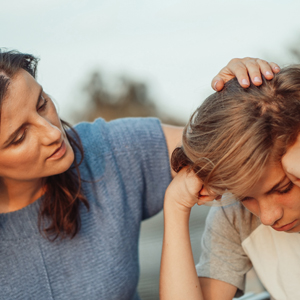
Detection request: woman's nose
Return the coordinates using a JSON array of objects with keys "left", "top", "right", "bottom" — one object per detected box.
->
[
  {"left": 39, "top": 118, "right": 62, "bottom": 145},
  {"left": 259, "top": 199, "right": 283, "bottom": 226}
]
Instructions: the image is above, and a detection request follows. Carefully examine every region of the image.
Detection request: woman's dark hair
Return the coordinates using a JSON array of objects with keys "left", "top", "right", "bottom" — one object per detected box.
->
[{"left": 0, "top": 49, "right": 89, "bottom": 240}]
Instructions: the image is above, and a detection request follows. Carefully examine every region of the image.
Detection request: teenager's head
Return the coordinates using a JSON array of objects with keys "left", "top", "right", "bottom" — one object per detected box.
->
[
  {"left": 172, "top": 65, "right": 300, "bottom": 232},
  {"left": 0, "top": 49, "right": 88, "bottom": 239}
]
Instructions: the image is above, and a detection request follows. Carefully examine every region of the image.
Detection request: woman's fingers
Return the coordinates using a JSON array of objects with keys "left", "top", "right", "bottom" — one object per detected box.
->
[
  {"left": 212, "top": 57, "right": 280, "bottom": 91},
  {"left": 211, "top": 59, "right": 250, "bottom": 91},
  {"left": 270, "top": 62, "right": 281, "bottom": 73}
]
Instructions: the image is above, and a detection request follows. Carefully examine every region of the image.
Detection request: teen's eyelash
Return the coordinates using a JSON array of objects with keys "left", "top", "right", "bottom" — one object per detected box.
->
[
  {"left": 240, "top": 196, "right": 252, "bottom": 202},
  {"left": 277, "top": 181, "right": 294, "bottom": 194},
  {"left": 239, "top": 181, "right": 294, "bottom": 202}
]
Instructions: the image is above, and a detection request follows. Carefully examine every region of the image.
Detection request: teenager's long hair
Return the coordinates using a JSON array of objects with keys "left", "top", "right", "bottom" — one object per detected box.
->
[
  {"left": 0, "top": 49, "right": 89, "bottom": 240},
  {"left": 172, "top": 65, "right": 300, "bottom": 199}
]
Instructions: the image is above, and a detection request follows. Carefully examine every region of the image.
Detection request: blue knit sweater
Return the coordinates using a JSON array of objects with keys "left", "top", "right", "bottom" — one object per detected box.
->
[{"left": 0, "top": 118, "right": 172, "bottom": 300}]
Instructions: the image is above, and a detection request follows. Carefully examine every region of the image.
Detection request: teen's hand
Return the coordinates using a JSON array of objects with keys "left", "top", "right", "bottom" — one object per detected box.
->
[
  {"left": 165, "top": 168, "right": 215, "bottom": 211},
  {"left": 282, "top": 134, "right": 300, "bottom": 187},
  {"left": 212, "top": 58, "right": 280, "bottom": 91}
]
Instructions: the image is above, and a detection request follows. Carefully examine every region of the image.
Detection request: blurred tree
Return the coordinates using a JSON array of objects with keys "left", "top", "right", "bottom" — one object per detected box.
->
[{"left": 73, "top": 71, "right": 184, "bottom": 126}]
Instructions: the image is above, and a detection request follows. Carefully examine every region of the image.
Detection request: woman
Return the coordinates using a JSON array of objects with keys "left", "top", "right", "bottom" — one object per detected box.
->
[
  {"left": 0, "top": 49, "right": 277, "bottom": 299},
  {"left": 160, "top": 65, "right": 300, "bottom": 300}
]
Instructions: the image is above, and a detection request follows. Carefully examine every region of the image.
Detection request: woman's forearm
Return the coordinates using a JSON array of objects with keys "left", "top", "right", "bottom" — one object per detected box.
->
[{"left": 159, "top": 197, "right": 204, "bottom": 300}]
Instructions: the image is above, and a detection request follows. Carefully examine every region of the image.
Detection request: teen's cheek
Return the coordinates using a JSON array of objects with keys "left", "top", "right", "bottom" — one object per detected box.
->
[{"left": 241, "top": 199, "right": 259, "bottom": 217}]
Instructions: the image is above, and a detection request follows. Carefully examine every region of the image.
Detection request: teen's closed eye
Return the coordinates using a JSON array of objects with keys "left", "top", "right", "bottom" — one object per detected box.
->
[
  {"left": 240, "top": 196, "right": 253, "bottom": 202},
  {"left": 277, "top": 181, "right": 294, "bottom": 194}
]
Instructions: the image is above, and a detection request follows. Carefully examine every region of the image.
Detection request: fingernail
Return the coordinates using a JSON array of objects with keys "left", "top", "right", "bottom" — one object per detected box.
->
[
  {"left": 214, "top": 81, "right": 218, "bottom": 91},
  {"left": 242, "top": 79, "right": 249, "bottom": 86},
  {"left": 253, "top": 76, "right": 262, "bottom": 83},
  {"left": 274, "top": 66, "right": 280, "bottom": 72},
  {"left": 266, "top": 71, "right": 273, "bottom": 77}
]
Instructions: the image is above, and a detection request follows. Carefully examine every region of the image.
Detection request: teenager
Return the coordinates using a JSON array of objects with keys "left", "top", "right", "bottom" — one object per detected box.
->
[{"left": 160, "top": 65, "right": 298, "bottom": 300}]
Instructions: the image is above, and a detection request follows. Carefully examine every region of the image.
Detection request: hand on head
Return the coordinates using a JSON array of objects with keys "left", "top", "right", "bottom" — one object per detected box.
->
[
  {"left": 212, "top": 57, "right": 280, "bottom": 91},
  {"left": 165, "top": 167, "right": 216, "bottom": 212}
]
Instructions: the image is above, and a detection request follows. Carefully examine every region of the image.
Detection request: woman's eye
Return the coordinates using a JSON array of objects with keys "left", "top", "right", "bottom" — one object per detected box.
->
[
  {"left": 12, "top": 131, "right": 26, "bottom": 145},
  {"left": 38, "top": 95, "right": 48, "bottom": 112}
]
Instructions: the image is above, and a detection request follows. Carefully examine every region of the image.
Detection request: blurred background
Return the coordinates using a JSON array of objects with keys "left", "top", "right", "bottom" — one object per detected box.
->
[{"left": 2, "top": 0, "right": 300, "bottom": 298}]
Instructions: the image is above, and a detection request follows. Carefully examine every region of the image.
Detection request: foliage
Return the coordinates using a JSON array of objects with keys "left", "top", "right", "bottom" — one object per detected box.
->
[{"left": 73, "top": 71, "right": 184, "bottom": 126}]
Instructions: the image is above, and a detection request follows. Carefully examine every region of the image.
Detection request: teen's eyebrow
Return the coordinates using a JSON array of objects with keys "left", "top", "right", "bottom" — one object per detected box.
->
[
  {"left": 2, "top": 86, "right": 43, "bottom": 148},
  {"left": 265, "top": 175, "right": 288, "bottom": 195}
]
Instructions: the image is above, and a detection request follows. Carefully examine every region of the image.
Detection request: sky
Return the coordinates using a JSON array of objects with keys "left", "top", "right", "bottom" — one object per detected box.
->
[{"left": 2, "top": 0, "right": 300, "bottom": 123}]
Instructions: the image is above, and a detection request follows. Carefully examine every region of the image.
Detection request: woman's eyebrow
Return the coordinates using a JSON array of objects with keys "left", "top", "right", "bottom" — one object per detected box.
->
[
  {"left": 265, "top": 175, "right": 288, "bottom": 195},
  {"left": 2, "top": 86, "right": 43, "bottom": 148}
]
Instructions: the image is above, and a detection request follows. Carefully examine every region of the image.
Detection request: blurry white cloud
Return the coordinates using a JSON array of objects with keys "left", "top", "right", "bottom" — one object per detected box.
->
[{"left": 1, "top": 0, "right": 300, "bottom": 121}]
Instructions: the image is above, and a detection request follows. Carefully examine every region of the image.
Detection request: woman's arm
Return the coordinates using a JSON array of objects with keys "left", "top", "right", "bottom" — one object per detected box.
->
[{"left": 159, "top": 169, "right": 237, "bottom": 300}]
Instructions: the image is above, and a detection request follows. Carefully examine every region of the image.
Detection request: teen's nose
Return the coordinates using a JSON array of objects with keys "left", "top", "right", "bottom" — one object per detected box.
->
[{"left": 259, "top": 199, "right": 283, "bottom": 226}]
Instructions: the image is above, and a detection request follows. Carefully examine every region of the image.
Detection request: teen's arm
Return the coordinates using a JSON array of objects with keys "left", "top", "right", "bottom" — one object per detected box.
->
[
  {"left": 159, "top": 169, "right": 236, "bottom": 300},
  {"left": 199, "top": 278, "right": 237, "bottom": 300}
]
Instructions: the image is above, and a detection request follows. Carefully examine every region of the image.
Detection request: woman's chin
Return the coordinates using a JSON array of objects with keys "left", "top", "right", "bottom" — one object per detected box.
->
[{"left": 48, "top": 143, "right": 75, "bottom": 176}]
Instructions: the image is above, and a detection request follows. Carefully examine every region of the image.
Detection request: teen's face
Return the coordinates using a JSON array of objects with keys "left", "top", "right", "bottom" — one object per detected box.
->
[
  {"left": 0, "top": 69, "right": 74, "bottom": 183},
  {"left": 241, "top": 162, "right": 300, "bottom": 233}
]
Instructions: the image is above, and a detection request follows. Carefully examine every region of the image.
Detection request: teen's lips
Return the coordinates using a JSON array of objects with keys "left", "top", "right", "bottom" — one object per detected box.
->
[
  {"left": 47, "top": 141, "right": 67, "bottom": 160},
  {"left": 272, "top": 219, "right": 298, "bottom": 232}
]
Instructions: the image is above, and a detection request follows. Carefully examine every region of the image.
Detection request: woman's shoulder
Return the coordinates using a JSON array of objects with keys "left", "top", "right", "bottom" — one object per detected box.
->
[
  {"left": 73, "top": 117, "right": 165, "bottom": 155},
  {"left": 73, "top": 118, "right": 110, "bottom": 154},
  {"left": 70, "top": 117, "right": 169, "bottom": 182}
]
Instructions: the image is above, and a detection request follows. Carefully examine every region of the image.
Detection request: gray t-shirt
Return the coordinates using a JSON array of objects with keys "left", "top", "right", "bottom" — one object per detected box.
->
[
  {"left": 0, "top": 117, "right": 172, "bottom": 300},
  {"left": 196, "top": 202, "right": 300, "bottom": 300}
]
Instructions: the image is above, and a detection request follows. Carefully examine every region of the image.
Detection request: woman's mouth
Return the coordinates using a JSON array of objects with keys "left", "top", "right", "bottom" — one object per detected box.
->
[{"left": 47, "top": 141, "right": 67, "bottom": 160}]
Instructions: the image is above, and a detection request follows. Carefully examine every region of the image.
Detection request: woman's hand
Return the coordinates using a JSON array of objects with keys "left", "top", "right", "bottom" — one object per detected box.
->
[
  {"left": 165, "top": 167, "right": 215, "bottom": 212},
  {"left": 212, "top": 57, "right": 280, "bottom": 91},
  {"left": 282, "top": 134, "right": 300, "bottom": 187}
]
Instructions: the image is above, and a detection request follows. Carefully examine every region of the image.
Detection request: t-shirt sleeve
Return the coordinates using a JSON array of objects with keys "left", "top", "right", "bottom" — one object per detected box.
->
[
  {"left": 196, "top": 204, "right": 253, "bottom": 297},
  {"left": 75, "top": 117, "right": 172, "bottom": 220}
]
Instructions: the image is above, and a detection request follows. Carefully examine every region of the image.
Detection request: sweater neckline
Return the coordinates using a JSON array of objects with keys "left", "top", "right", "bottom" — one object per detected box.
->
[{"left": 0, "top": 196, "right": 42, "bottom": 240}]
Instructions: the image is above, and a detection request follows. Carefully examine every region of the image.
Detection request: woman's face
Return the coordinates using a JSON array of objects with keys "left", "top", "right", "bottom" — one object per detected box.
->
[
  {"left": 240, "top": 162, "right": 300, "bottom": 233},
  {"left": 0, "top": 69, "right": 74, "bottom": 184}
]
